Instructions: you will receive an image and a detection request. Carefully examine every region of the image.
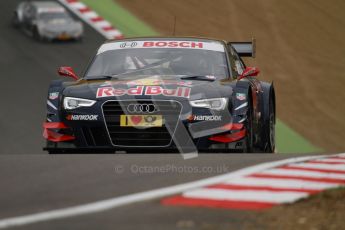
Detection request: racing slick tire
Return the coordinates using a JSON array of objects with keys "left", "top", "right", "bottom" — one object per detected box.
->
[
  {"left": 33, "top": 27, "right": 43, "bottom": 41},
  {"left": 264, "top": 92, "right": 276, "bottom": 153},
  {"left": 244, "top": 93, "right": 254, "bottom": 153},
  {"left": 260, "top": 84, "right": 276, "bottom": 153}
]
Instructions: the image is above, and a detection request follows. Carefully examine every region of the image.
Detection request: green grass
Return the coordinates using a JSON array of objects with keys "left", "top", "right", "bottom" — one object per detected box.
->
[
  {"left": 81, "top": 0, "right": 158, "bottom": 36},
  {"left": 276, "top": 120, "right": 322, "bottom": 153},
  {"left": 80, "top": 0, "right": 322, "bottom": 153}
]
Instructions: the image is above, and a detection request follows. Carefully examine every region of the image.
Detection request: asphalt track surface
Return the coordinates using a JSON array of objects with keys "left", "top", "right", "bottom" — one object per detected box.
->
[
  {"left": 0, "top": 0, "right": 104, "bottom": 155},
  {"left": 0, "top": 1, "right": 321, "bottom": 229},
  {"left": 1, "top": 154, "right": 321, "bottom": 230}
]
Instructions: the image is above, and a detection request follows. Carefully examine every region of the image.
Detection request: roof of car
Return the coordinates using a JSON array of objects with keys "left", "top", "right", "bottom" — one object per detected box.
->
[{"left": 105, "top": 36, "right": 228, "bottom": 45}]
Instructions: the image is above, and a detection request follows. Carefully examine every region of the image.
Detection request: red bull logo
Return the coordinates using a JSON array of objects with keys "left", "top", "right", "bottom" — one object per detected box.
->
[{"left": 96, "top": 86, "right": 191, "bottom": 98}]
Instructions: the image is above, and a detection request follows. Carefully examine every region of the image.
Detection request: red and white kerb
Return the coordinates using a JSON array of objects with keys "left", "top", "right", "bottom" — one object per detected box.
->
[
  {"left": 57, "top": 0, "right": 124, "bottom": 39},
  {"left": 162, "top": 154, "right": 345, "bottom": 210}
]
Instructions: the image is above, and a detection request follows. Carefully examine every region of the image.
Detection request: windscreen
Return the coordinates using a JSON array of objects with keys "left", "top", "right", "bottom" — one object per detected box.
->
[
  {"left": 38, "top": 12, "right": 71, "bottom": 21},
  {"left": 85, "top": 40, "right": 229, "bottom": 80}
]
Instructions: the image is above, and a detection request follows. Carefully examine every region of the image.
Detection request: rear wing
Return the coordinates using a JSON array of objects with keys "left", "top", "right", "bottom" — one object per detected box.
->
[{"left": 228, "top": 38, "right": 256, "bottom": 58}]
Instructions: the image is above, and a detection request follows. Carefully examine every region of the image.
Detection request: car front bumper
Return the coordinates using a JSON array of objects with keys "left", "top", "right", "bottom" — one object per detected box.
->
[{"left": 43, "top": 99, "right": 247, "bottom": 152}]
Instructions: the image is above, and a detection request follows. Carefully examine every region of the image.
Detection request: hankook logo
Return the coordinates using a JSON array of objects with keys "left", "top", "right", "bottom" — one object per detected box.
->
[
  {"left": 191, "top": 115, "right": 222, "bottom": 121},
  {"left": 67, "top": 115, "right": 98, "bottom": 121},
  {"left": 127, "top": 104, "right": 158, "bottom": 113}
]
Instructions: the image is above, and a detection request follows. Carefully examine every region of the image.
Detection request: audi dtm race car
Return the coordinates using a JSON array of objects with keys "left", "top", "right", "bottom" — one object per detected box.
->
[
  {"left": 13, "top": 1, "right": 83, "bottom": 41},
  {"left": 43, "top": 37, "right": 276, "bottom": 153}
]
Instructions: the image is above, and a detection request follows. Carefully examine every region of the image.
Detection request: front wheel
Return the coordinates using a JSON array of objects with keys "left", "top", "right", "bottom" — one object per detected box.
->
[
  {"left": 265, "top": 95, "right": 276, "bottom": 153},
  {"left": 33, "top": 27, "right": 42, "bottom": 41},
  {"left": 244, "top": 99, "right": 254, "bottom": 153}
]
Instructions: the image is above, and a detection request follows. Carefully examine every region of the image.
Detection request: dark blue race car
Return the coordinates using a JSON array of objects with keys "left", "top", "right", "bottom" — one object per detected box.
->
[{"left": 43, "top": 37, "right": 275, "bottom": 153}]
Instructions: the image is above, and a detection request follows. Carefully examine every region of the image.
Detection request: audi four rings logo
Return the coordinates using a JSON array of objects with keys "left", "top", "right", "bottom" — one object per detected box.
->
[
  {"left": 127, "top": 104, "right": 158, "bottom": 113},
  {"left": 120, "top": 42, "right": 137, "bottom": 48}
]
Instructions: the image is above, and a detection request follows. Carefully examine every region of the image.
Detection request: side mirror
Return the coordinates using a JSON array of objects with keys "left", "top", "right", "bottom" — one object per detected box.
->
[
  {"left": 238, "top": 67, "right": 260, "bottom": 80},
  {"left": 58, "top": 67, "right": 79, "bottom": 81}
]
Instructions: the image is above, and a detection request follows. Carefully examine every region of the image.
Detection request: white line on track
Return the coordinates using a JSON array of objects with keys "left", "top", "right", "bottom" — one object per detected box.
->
[{"left": 0, "top": 154, "right": 344, "bottom": 229}]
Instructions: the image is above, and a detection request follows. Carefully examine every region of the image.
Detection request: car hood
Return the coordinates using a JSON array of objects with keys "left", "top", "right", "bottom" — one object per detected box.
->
[{"left": 63, "top": 76, "right": 234, "bottom": 101}]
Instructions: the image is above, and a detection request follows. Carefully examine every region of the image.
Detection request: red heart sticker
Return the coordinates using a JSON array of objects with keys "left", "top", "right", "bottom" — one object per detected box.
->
[{"left": 130, "top": 116, "right": 142, "bottom": 125}]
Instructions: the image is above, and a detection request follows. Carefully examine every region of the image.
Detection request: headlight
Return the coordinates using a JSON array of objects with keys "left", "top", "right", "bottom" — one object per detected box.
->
[
  {"left": 63, "top": 97, "right": 96, "bottom": 110},
  {"left": 189, "top": 98, "right": 228, "bottom": 110}
]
